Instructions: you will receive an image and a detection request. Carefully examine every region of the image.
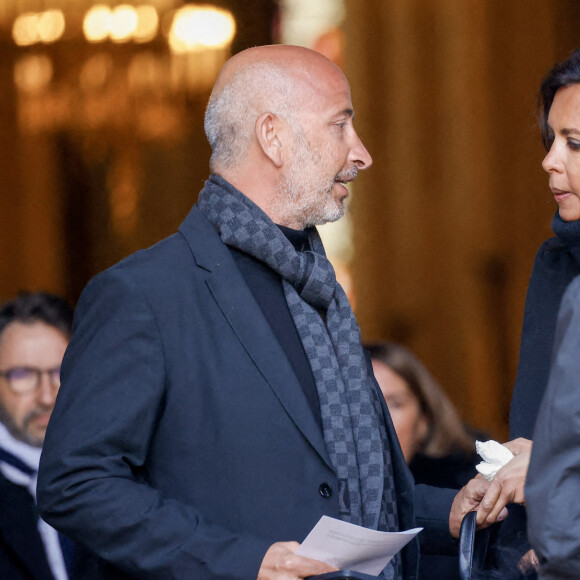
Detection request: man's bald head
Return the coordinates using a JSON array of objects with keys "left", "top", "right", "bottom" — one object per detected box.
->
[{"left": 204, "top": 45, "right": 346, "bottom": 173}]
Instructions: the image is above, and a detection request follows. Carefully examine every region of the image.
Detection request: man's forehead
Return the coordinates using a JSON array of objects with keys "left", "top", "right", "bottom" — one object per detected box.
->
[{"left": 0, "top": 321, "right": 67, "bottom": 358}]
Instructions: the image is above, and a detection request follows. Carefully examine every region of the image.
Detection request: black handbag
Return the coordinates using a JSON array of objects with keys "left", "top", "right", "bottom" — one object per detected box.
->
[
  {"left": 459, "top": 505, "right": 538, "bottom": 580},
  {"left": 459, "top": 511, "right": 492, "bottom": 580}
]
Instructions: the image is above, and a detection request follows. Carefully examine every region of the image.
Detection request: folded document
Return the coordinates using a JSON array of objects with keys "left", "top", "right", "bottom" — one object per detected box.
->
[{"left": 296, "top": 515, "right": 422, "bottom": 576}]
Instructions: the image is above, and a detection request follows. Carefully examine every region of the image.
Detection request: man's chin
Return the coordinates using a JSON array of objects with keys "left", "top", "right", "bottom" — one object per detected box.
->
[
  {"left": 320, "top": 202, "right": 346, "bottom": 225},
  {"left": 21, "top": 418, "right": 48, "bottom": 447},
  {"left": 22, "top": 429, "right": 45, "bottom": 448},
  {"left": 4, "top": 423, "right": 44, "bottom": 447}
]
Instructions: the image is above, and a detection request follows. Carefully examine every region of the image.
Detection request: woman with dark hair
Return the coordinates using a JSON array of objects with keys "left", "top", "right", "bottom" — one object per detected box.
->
[
  {"left": 365, "top": 341, "right": 479, "bottom": 490},
  {"left": 471, "top": 48, "right": 580, "bottom": 580},
  {"left": 510, "top": 48, "right": 580, "bottom": 441}
]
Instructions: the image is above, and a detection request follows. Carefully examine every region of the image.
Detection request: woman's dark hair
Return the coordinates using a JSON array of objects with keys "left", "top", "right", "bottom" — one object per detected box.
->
[
  {"left": 0, "top": 291, "right": 73, "bottom": 339},
  {"left": 365, "top": 341, "right": 475, "bottom": 458},
  {"left": 539, "top": 48, "right": 580, "bottom": 149}
]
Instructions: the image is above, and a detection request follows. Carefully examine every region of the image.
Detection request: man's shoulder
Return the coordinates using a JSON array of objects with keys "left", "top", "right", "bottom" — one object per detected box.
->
[
  {"left": 75, "top": 207, "right": 231, "bottom": 316},
  {"left": 91, "top": 207, "right": 220, "bottom": 286}
]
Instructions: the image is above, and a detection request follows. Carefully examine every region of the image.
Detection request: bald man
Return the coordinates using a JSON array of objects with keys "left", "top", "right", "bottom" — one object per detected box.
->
[{"left": 38, "top": 45, "right": 489, "bottom": 580}]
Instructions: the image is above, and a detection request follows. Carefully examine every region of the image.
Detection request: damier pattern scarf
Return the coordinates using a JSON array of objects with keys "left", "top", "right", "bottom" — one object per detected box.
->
[{"left": 198, "top": 175, "right": 401, "bottom": 580}]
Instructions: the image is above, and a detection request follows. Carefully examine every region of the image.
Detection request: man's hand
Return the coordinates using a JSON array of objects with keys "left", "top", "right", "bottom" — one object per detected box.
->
[
  {"left": 476, "top": 437, "right": 532, "bottom": 525},
  {"left": 258, "top": 541, "right": 338, "bottom": 580},
  {"left": 449, "top": 476, "right": 508, "bottom": 537}
]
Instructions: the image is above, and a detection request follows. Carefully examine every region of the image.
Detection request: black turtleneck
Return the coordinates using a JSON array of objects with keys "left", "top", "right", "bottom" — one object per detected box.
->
[
  {"left": 510, "top": 212, "right": 580, "bottom": 439},
  {"left": 229, "top": 226, "right": 322, "bottom": 430}
]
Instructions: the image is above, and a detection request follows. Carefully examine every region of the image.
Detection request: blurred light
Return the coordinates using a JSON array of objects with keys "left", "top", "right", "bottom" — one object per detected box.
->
[
  {"left": 110, "top": 5, "right": 138, "bottom": 43},
  {"left": 79, "top": 53, "right": 114, "bottom": 91},
  {"left": 280, "top": 0, "right": 345, "bottom": 47},
  {"left": 168, "top": 6, "right": 235, "bottom": 54},
  {"left": 134, "top": 5, "right": 159, "bottom": 43},
  {"left": 84, "top": 5, "right": 112, "bottom": 43},
  {"left": 13, "top": 12, "right": 39, "bottom": 46},
  {"left": 38, "top": 10, "right": 66, "bottom": 44},
  {"left": 14, "top": 54, "right": 53, "bottom": 93},
  {"left": 128, "top": 52, "right": 166, "bottom": 92}
]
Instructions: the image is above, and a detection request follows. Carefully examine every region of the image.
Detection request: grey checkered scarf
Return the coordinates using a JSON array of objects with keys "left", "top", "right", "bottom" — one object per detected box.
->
[{"left": 198, "top": 175, "right": 401, "bottom": 579}]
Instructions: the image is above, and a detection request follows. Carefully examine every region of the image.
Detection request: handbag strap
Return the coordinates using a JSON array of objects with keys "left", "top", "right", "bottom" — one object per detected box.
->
[{"left": 459, "top": 511, "right": 478, "bottom": 580}]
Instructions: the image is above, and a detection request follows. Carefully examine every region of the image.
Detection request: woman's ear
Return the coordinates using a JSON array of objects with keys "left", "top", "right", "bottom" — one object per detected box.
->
[{"left": 255, "top": 112, "right": 284, "bottom": 168}]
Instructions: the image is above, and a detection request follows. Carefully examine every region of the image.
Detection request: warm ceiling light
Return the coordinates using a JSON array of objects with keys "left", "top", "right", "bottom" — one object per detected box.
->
[
  {"left": 110, "top": 5, "right": 138, "bottom": 43},
  {"left": 168, "top": 6, "right": 235, "bottom": 54},
  {"left": 84, "top": 5, "right": 112, "bottom": 43},
  {"left": 14, "top": 54, "right": 53, "bottom": 93},
  {"left": 13, "top": 13, "right": 40, "bottom": 46},
  {"left": 134, "top": 5, "right": 159, "bottom": 43},
  {"left": 38, "top": 10, "right": 66, "bottom": 44}
]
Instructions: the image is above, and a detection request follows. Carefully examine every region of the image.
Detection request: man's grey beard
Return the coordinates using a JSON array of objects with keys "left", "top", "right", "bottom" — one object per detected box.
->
[
  {"left": 274, "top": 129, "right": 357, "bottom": 228},
  {"left": 0, "top": 400, "right": 44, "bottom": 447}
]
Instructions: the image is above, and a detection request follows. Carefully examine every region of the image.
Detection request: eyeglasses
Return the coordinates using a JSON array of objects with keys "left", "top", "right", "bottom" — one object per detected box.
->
[{"left": 0, "top": 366, "right": 61, "bottom": 395}]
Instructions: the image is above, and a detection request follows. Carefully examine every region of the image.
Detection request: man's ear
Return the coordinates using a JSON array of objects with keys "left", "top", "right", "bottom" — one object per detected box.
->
[{"left": 255, "top": 112, "right": 285, "bottom": 168}]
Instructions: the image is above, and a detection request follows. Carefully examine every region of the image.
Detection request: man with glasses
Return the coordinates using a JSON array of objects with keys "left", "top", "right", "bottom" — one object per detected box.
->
[{"left": 0, "top": 291, "right": 89, "bottom": 580}]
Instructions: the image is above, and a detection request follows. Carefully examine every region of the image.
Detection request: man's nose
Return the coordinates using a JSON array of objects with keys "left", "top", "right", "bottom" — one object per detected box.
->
[
  {"left": 36, "top": 372, "right": 57, "bottom": 407},
  {"left": 350, "top": 131, "right": 373, "bottom": 170}
]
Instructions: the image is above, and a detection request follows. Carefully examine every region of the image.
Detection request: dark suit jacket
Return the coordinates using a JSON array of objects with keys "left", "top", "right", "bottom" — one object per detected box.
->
[
  {"left": 38, "top": 200, "right": 456, "bottom": 579},
  {"left": 0, "top": 472, "right": 54, "bottom": 580}
]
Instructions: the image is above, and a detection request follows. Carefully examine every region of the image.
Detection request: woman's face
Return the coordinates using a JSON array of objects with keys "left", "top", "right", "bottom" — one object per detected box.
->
[
  {"left": 543, "top": 83, "right": 580, "bottom": 222},
  {"left": 371, "top": 360, "right": 428, "bottom": 463}
]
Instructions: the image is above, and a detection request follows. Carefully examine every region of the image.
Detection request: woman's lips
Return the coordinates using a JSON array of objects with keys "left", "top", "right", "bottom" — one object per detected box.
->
[{"left": 552, "top": 188, "right": 572, "bottom": 202}]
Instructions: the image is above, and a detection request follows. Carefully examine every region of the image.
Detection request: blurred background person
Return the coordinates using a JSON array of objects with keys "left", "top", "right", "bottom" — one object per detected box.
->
[
  {"left": 0, "top": 292, "right": 94, "bottom": 580},
  {"left": 366, "top": 341, "right": 479, "bottom": 490},
  {"left": 366, "top": 340, "right": 481, "bottom": 580}
]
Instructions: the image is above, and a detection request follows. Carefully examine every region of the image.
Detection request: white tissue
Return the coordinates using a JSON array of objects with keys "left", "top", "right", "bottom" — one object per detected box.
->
[{"left": 475, "top": 440, "right": 514, "bottom": 482}]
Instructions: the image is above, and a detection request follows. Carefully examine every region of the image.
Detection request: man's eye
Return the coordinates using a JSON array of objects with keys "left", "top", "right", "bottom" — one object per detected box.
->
[{"left": 568, "top": 139, "right": 580, "bottom": 151}]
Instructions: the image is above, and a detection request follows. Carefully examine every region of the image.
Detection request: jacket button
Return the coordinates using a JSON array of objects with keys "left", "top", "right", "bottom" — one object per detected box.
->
[{"left": 319, "top": 482, "right": 332, "bottom": 498}]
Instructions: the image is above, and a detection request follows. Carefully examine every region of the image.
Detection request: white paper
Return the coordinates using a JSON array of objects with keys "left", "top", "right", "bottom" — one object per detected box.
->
[{"left": 295, "top": 515, "right": 422, "bottom": 576}]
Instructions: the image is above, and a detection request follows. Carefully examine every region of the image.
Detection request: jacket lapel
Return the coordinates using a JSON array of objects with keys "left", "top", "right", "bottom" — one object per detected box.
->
[{"left": 179, "top": 205, "right": 334, "bottom": 471}]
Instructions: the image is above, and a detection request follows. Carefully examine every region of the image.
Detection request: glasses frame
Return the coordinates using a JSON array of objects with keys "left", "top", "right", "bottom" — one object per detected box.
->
[{"left": 0, "top": 366, "right": 61, "bottom": 395}]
